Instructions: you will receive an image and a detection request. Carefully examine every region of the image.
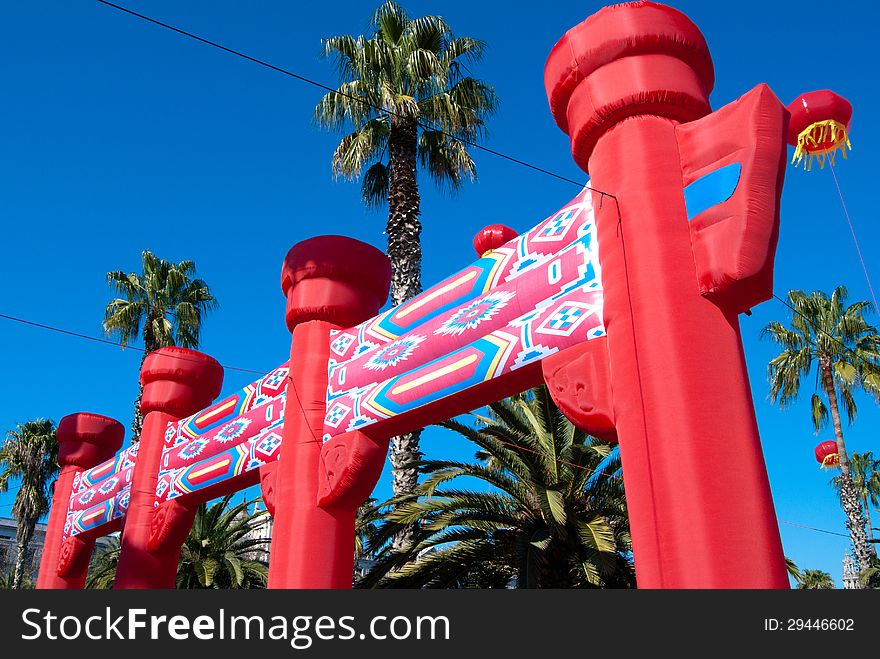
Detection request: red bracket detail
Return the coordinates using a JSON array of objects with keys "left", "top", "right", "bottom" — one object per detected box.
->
[
  {"left": 317, "top": 431, "right": 389, "bottom": 510},
  {"left": 56, "top": 536, "right": 92, "bottom": 579},
  {"left": 147, "top": 500, "right": 197, "bottom": 553},
  {"left": 541, "top": 340, "right": 616, "bottom": 442},
  {"left": 677, "top": 83, "right": 788, "bottom": 314}
]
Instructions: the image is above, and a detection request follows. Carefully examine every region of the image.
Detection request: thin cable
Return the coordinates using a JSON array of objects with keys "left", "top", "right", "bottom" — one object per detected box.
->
[
  {"left": 94, "top": 0, "right": 606, "bottom": 195},
  {"left": 779, "top": 519, "right": 849, "bottom": 538},
  {"left": 827, "top": 160, "right": 879, "bottom": 312},
  {"left": 0, "top": 312, "right": 264, "bottom": 375}
]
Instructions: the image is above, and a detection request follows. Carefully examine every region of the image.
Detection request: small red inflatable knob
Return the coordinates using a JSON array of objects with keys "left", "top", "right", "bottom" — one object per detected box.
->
[
  {"left": 281, "top": 235, "right": 391, "bottom": 331},
  {"left": 473, "top": 224, "right": 518, "bottom": 258},
  {"left": 57, "top": 413, "right": 125, "bottom": 470},
  {"left": 140, "top": 347, "right": 224, "bottom": 418},
  {"left": 544, "top": 1, "right": 714, "bottom": 172}
]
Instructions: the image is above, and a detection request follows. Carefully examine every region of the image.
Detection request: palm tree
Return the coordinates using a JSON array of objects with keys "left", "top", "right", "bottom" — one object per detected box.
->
[
  {"left": 796, "top": 569, "right": 835, "bottom": 589},
  {"left": 104, "top": 251, "right": 217, "bottom": 441},
  {"left": 359, "top": 388, "right": 634, "bottom": 588},
  {"left": 763, "top": 286, "right": 880, "bottom": 577},
  {"left": 832, "top": 451, "right": 880, "bottom": 548},
  {"left": 86, "top": 535, "right": 120, "bottom": 589},
  {"left": 0, "top": 419, "right": 58, "bottom": 589},
  {"left": 315, "top": 1, "right": 499, "bottom": 534},
  {"left": 176, "top": 496, "right": 269, "bottom": 589}
]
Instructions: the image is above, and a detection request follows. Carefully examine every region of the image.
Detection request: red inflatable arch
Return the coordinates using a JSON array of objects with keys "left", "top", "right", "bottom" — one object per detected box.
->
[{"left": 39, "top": 2, "right": 810, "bottom": 589}]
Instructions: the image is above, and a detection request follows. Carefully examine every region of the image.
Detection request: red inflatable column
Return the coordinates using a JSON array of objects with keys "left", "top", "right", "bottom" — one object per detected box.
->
[
  {"left": 114, "top": 347, "right": 223, "bottom": 589},
  {"left": 36, "top": 413, "right": 124, "bottom": 589},
  {"left": 268, "top": 236, "right": 390, "bottom": 589},
  {"left": 544, "top": 2, "right": 788, "bottom": 587}
]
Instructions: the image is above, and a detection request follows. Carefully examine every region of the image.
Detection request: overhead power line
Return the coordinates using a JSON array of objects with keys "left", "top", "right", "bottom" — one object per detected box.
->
[
  {"left": 94, "top": 0, "right": 606, "bottom": 195},
  {"left": 779, "top": 519, "right": 849, "bottom": 539},
  {"left": 0, "top": 312, "right": 264, "bottom": 375}
]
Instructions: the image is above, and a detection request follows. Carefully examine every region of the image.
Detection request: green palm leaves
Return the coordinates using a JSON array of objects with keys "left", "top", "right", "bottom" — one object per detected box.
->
[
  {"left": 314, "top": 1, "right": 498, "bottom": 206},
  {"left": 763, "top": 286, "right": 880, "bottom": 431},
  {"left": 104, "top": 251, "right": 217, "bottom": 352},
  {"left": 360, "top": 388, "right": 633, "bottom": 589},
  {"left": 796, "top": 569, "right": 835, "bottom": 590},
  {"left": 103, "top": 250, "right": 217, "bottom": 440},
  {"left": 85, "top": 535, "right": 120, "bottom": 589},
  {"left": 87, "top": 497, "right": 269, "bottom": 589},
  {"left": 177, "top": 496, "right": 269, "bottom": 589}
]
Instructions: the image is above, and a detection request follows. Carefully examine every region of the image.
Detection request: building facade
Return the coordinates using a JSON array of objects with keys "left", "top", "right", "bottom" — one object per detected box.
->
[{"left": 0, "top": 517, "right": 47, "bottom": 585}]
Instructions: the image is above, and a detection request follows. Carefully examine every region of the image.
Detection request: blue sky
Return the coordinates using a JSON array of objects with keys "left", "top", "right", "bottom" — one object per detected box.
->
[{"left": 1, "top": 0, "right": 878, "bottom": 587}]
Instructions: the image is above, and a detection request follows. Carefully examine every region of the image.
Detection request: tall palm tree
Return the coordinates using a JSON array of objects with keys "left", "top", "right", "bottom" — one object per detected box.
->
[
  {"left": 315, "top": 1, "right": 499, "bottom": 535},
  {"left": 176, "top": 496, "right": 269, "bottom": 589},
  {"left": 763, "top": 286, "right": 880, "bottom": 578},
  {"left": 833, "top": 451, "right": 880, "bottom": 548},
  {"left": 0, "top": 419, "right": 58, "bottom": 589},
  {"left": 104, "top": 251, "right": 217, "bottom": 441},
  {"left": 359, "top": 388, "right": 634, "bottom": 589},
  {"left": 796, "top": 569, "right": 835, "bottom": 590}
]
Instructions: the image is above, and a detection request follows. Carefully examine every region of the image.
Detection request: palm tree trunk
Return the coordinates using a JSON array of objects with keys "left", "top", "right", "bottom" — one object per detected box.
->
[
  {"left": 386, "top": 115, "right": 422, "bottom": 307},
  {"left": 132, "top": 324, "right": 160, "bottom": 442},
  {"left": 12, "top": 520, "right": 35, "bottom": 589},
  {"left": 386, "top": 115, "right": 423, "bottom": 552},
  {"left": 863, "top": 496, "right": 875, "bottom": 548},
  {"left": 820, "top": 358, "right": 873, "bottom": 577}
]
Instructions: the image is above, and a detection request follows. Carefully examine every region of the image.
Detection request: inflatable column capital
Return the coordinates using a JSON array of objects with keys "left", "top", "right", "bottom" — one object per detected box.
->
[
  {"left": 281, "top": 235, "right": 391, "bottom": 331},
  {"left": 140, "top": 346, "right": 224, "bottom": 418},
  {"left": 57, "top": 412, "right": 125, "bottom": 470},
  {"left": 544, "top": 0, "right": 714, "bottom": 171}
]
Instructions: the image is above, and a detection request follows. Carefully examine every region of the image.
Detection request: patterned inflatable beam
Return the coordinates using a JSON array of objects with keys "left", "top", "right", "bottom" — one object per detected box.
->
[
  {"left": 323, "top": 187, "right": 604, "bottom": 440},
  {"left": 62, "top": 363, "right": 289, "bottom": 539}
]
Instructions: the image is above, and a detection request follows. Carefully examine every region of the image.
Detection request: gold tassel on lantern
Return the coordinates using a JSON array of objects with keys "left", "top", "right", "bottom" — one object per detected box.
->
[{"left": 791, "top": 119, "right": 853, "bottom": 171}]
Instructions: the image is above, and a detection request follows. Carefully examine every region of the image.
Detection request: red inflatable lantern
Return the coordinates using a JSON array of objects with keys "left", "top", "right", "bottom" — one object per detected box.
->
[
  {"left": 787, "top": 90, "right": 852, "bottom": 170},
  {"left": 814, "top": 440, "right": 840, "bottom": 468}
]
